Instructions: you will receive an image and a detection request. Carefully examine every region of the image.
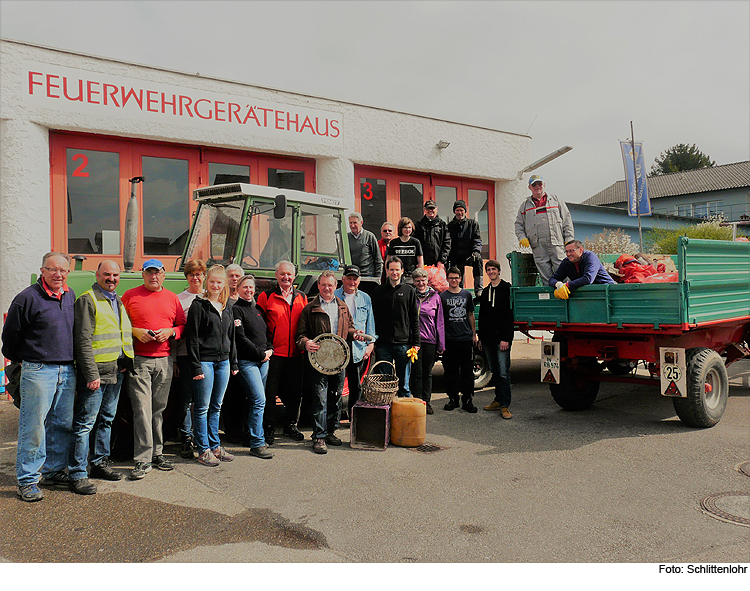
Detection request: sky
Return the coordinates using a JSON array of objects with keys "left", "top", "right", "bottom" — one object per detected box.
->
[{"left": 1, "top": 0, "right": 748, "bottom": 203}]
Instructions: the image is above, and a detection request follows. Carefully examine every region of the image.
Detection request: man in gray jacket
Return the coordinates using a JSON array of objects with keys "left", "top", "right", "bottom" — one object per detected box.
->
[
  {"left": 69, "top": 260, "right": 134, "bottom": 492},
  {"left": 348, "top": 212, "right": 383, "bottom": 278},
  {"left": 514, "top": 175, "right": 574, "bottom": 283}
]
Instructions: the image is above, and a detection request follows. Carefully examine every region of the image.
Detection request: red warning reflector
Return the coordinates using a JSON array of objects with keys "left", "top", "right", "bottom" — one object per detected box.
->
[
  {"left": 665, "top": 381, "right": 680, "bottom": 396},
  {"left": 543, "top": 369, "right": 556, "bottom": 384}
]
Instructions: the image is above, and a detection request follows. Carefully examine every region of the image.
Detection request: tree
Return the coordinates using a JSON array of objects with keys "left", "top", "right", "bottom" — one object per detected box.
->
[{"left": 649, "top": 143, "right": 715, "bottom": 177}]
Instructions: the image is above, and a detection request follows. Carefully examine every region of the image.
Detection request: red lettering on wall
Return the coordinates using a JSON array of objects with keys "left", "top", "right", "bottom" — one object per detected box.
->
[
  {"left": 72, "top": 153, "right": 89, "bottom": 177},
  {"left": 315, "top": 117, "right": 329, "bottom": 137},
  {"left": 194, "top": 99, "right": 212, "bottom": 119},
  {"left": 287, "top": 112, "right": 299, "bottom": 132},
  {"left": 228, "top": 103, "right": 241, "bottom": 123},
  {"left": 179, "top": 95, "right": 193, "bottom": 117},
  {"left": 103, "top": 84, "right": 120, "bottom": 107},
  {"left": 214, "top": 101, "right": 226, "bottom": 122},
  {"left": 146, "top": 90, "right": 159, "bottom": 112},
  {"left": 62, "top": 78, "right": 83, "bottom": 102},
  {"left": 275, "top": 110, "right": 285, "bottom": 130},
  {"left": 121, "top": 87, "right": 143, "bottom": 109},
  {"left": 299, "top": 116, "right": 316, "bottom": 135},
  {"left": 46, "top": 74, "right": 60, "bottom": 98},
  {"left": 28, "top": 71, "right": 43, "bottom": 95},
  {"left": 161, "top": 93, "right": 177, "bottom": 115},
  {"left": 257, "top": 107, "right": 272, "bottom": 127},
  {"left": 330, "top": 120, "right": 340, "bottom": 138},
  {"left": 86, "top": 80, "right": 100, "bottom": 104},
  {"left": 242, "top": 106, "right": 260, "bottom": 126}
]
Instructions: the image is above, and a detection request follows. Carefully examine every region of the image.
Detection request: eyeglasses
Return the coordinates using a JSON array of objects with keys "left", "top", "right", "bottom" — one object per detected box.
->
[
  {"left": 187, "top": 273, "right": 205, "bottom": 278},
  {"left": 531, "top": 182, "right": 543, "bottom": 187},
  {"left": 565, "top": 249, "right": 580, "bottom": 255},
  {"left": 43, "top": 267, "right": 69, "bottom": 275},
  {"left": 382, "top": 229, "right": 393, "bottom": 233}
]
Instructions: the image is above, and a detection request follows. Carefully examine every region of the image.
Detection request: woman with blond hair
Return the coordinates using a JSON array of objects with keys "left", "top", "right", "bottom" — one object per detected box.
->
[{"left": 186, "top": 265, "right": 238, "bottom": 467}]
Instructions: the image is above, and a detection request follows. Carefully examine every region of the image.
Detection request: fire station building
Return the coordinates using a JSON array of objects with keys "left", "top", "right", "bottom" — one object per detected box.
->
[{"left": 0, "top": 39, "right": 532, "bottom": 314}]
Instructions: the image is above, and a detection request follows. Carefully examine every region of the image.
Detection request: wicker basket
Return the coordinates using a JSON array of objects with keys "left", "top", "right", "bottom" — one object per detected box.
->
[{"left": 361, "top": 360, "right": 399, "bottom": 406}]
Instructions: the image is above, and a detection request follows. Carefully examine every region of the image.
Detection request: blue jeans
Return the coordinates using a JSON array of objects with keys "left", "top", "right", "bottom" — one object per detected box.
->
[
  {"left": 191, "top": 359, "right": 230, "bottom": 453},
  {"left": 485, "top": 342, "right": 512, "bottom": 407},
  {"left": 237, "top": 359, "right": 268, "bottom": 449},
  {"left": 68, "top": 371, "right": 124, "bottom": 480},
  {"left": 375, "top": 343, "right": 412, "bottom": 397},
  {"left": 16, "top": 362, "right": 76, "bottom": 486},
  {"left": 308, "top": 366, "right": 345, "bottom": 439}
]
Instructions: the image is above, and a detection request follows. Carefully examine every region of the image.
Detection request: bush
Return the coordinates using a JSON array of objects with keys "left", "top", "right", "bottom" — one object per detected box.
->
[
  {"left": 584, "top": 228, "right": 640, "bottom": 256},
  {"left": 644, "top": 217, "right": 735, "bottom": 254}
]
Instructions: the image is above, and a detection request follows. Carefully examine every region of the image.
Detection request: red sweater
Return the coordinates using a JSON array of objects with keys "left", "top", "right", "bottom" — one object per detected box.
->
[
  {"left": 257, "top": 287, "right": 307, "bottom": 357},
  {"left": 122, "top": 285, "right": 186, "bottom": 357}
]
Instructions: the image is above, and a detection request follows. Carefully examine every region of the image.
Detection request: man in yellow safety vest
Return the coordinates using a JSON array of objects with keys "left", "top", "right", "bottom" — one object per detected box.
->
[{"left": 68, "top": 260, "right": 133, "bottom": 493}]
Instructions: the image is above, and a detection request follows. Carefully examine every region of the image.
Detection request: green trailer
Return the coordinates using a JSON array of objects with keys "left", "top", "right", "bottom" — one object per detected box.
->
[{"left": 507, "top": 237, "right": 750, "bottom": 428}]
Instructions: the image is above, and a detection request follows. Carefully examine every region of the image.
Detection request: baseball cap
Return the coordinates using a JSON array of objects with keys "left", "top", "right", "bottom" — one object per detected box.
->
[
  {"left": 342, "top": 265, "right": 361, "bottom": 277},
  {"left": 528, "top": 174, "right": 544, "bottom": 185},
  {"left": 424, "top": 200, "right": 437, "bottom": 209},
  {"left": 142, "top": 258, "right": 165, "bottom": 271}
]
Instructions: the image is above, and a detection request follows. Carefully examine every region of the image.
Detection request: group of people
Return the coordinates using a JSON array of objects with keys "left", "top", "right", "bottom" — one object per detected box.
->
[
  {"left": 3, "top": 174, "right": 615, "bottom": 503},
  {"left": 348, "top": 198, "right": 484, "bottom": 297}
]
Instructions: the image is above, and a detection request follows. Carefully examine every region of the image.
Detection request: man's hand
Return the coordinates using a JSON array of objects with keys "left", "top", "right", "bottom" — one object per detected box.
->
[
  {"left": 476, "top": 340, "right": 483, "bottom": 351},
  {"left": 554, "top": 284, "right": 571, "bottom": 300},
  {"left": 263, "top": 349, "right": 273, "bottom": 362},
  {"left": 519, "top": 238, "right": 530, "bottom": 248},
  {"left": 132, "top": 327, "right": 155, "bottom": 343},
  {"left": 500, "top": 340, "right": 510, "bottom": 351},
  {"left": 87, "top": 379, "right": 101, "bottom": 391},
  {"left": 364, "top": 343, "right": 374, "bottom": 359},
  {"left": 152, "top": 328, "right": 174, "bottom": 343},
  {"left": 472, "top": 333, "right": 479, "bottom": 345},
  {"left": 353, "top": 330, "right": 366, "bottom": 342},
  {"left": 305, "top": 340, "right": 320, "bottom": 352},
  {"left": 193, "top": 374, "right": 205, "bottom": 380}
]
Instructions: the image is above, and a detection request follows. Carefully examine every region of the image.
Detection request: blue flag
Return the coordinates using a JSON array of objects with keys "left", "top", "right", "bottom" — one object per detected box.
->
[{"left": 620, "top": 141, "right": 651, "bottom": 217}]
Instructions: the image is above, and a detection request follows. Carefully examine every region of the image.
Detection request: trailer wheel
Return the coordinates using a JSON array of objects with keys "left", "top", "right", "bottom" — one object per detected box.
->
[
  {"left": 672, "top": 348, "right": 728, "bottom": 428},
  {"left": 473, "top": 347, "right": 492, "bottom": 389},
  {"left": 549, "top": 363, "right": 600, "bottom": 411}
]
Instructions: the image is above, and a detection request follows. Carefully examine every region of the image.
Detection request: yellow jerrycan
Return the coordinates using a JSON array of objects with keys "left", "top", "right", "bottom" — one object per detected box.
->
[{"left": 390, "top": 397, "right": 426, "bottom": 447}]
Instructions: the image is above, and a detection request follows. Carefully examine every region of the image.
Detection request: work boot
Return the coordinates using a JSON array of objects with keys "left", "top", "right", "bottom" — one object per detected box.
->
[
  {"left": 180, "top": 437, "right": 195, "bottom": 459},
  {"left": 484, "top": 401, "right": 501, "bottom": 411},
  {"left": 283, "top": 424, "right": 305, "bottom": 441},
  {"left": 90, "top": 459, "right": 122, "bottom": 481},
  {"left": 500, "top": 407, "right": 513, "bottom": 420},
  {"left": 69, "top": 478, "right": 97, "bottom": 495},
  {"left": 444, "top": 400, "right": 460, "bottom": 411}
]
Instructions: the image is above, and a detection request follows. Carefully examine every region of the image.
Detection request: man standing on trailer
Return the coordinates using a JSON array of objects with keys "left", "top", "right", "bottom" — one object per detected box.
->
[{"left": 515, "top": 175, "right": 574, "bottom": 283}]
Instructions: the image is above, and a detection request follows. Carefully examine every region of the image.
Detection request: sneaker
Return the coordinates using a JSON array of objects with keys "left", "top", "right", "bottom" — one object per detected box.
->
[
  {"left": 90, "top": 460, "right": 123, "bottom": 481},
  {"left": 462, "top": 402, "right": 478, "bottom": 414},
  {"left": 312, "top": 438, "right": 328, "bottom": 454},
  {"left": 41, "top": 471, "right": 71, "bottom": 488},
  {"left": 425, "top": 403, "right": 434, "bottom": 415},
  {"left": 69, "top": 478, "right": 97, "bottom": 495},
  {"left": 180, "top": 438, "right": 195, "bottom": 459},
  {"left": 130, "top": 462, "right": 152, "bottom": 480},
  {"left": 283, "top": 424, "right": 305, "bottom": 441},
  {"left": 484, "top": 401, "right": 502, "bottom": 411},
  {"left": 249, "top": 446, "right": 274, "bottom": 460},
  {"left": 212, "top": 446, "right": 235, "bottom": 462},
  {"left": 443, "top": 400, "right": 459, "bottom": 411},
  {"left": 197, "top": 449, "right": 220, "bottom": 467},
  {"left": 500, "top": 407, "right": 513, "bottom": 420},
  {"left": 17, "top": 483, "right": 44, "bottom": 502},
  {"left": 325, "top": 433, "right": 343, "bottom": 446},
  {"left": 151, "top": 455, "right": 174, "bottom": 471}
]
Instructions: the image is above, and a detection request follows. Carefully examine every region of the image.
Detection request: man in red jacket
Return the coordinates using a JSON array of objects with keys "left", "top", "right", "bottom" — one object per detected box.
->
[
  {"left": 256, "top": 260, "right": 308, "bottom": 444},
  {"left": 122, "top": 259, "right": 186, "bottom": 480}
]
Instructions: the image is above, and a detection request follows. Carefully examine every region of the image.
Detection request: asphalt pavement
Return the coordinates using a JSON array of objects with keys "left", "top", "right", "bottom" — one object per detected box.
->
[{"left": 1, "top": 340, "right": 748, "bottom": 567}]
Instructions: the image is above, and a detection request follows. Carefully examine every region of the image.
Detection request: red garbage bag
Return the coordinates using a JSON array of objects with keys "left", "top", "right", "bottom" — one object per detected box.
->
[
  {"left": 642, "top": 272, "right": 679, "bottom": 283},
  {"left": 426, "top": 265, "right": 449, "bottom": 292}
]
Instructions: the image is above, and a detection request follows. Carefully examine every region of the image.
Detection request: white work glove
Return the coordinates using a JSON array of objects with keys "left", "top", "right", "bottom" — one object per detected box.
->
[{"left": 555, "top": 282, "right": 564, "bottom": 290}]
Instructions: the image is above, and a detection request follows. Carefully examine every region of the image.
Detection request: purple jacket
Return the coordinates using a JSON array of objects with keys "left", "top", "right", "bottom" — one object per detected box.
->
[{"left": 416, "top": 288, "right": 445, "bottom": 351}]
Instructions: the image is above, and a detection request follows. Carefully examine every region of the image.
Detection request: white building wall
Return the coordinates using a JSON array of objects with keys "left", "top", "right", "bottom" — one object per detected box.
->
[{"left": 0, "top": 39, "right": 532, "bottom": 315}]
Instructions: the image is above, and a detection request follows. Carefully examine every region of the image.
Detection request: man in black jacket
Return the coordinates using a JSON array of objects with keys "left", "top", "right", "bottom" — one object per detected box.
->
[
  {"left": 371, "top": 256, "right": 420, "bottom": 396},
  {"left": 477, "top": 259, "right": 514, "bottom": 419},
  {"left": 447, "top": 200, "right": 484, "bottom": 298},
  {"left": 414, "top": 200, "right": 451, "bottom": 270}
]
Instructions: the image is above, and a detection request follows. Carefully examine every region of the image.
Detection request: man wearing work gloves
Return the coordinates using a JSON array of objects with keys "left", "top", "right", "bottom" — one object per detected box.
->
[
  {"left": 515, "top": 175, "right": 574, "bottom": 283},
  {"left": 549, "top": 240, "right": 615, "bottom": 299}
]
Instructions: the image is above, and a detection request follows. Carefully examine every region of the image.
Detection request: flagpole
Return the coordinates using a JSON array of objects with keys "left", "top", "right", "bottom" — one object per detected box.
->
[{"left": 630, "top": 121, "right": 643, "bottom": 249}]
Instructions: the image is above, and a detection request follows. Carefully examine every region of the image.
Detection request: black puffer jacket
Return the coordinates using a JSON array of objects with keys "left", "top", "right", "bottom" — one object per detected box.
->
[
  {"left": 232, "top": 297, "right": 272, "bottom": 362},
  {"left": 414, "top": 215, "right": 451, "bottom": 266}
]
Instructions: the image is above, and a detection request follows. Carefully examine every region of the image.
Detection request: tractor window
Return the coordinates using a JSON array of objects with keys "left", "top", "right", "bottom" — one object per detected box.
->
[
  {"left": 300, "top": 204, "right": 343, "bottom": 271},
  {"left": 241, "top": 205, "right": 293, "bottom": 270},
  {"left": 183, "top": 199, "right": 245, "bottom": 266}
]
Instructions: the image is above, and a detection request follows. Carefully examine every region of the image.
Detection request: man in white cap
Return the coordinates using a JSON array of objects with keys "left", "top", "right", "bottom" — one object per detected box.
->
[
  {"left": 514, "top": 175, "right": 574, "bottom": 283},
  {"left": 122, "top": 258, "right": 186, "bottom": 480}
]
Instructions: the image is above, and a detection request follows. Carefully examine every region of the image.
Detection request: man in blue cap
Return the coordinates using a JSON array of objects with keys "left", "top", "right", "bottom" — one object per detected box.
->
[
  {"left": 121, "top": 259, "right": 186, "bottom": 480},
  {"left": 514, "top": 175, "right": 574, "bottom": 283}
]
